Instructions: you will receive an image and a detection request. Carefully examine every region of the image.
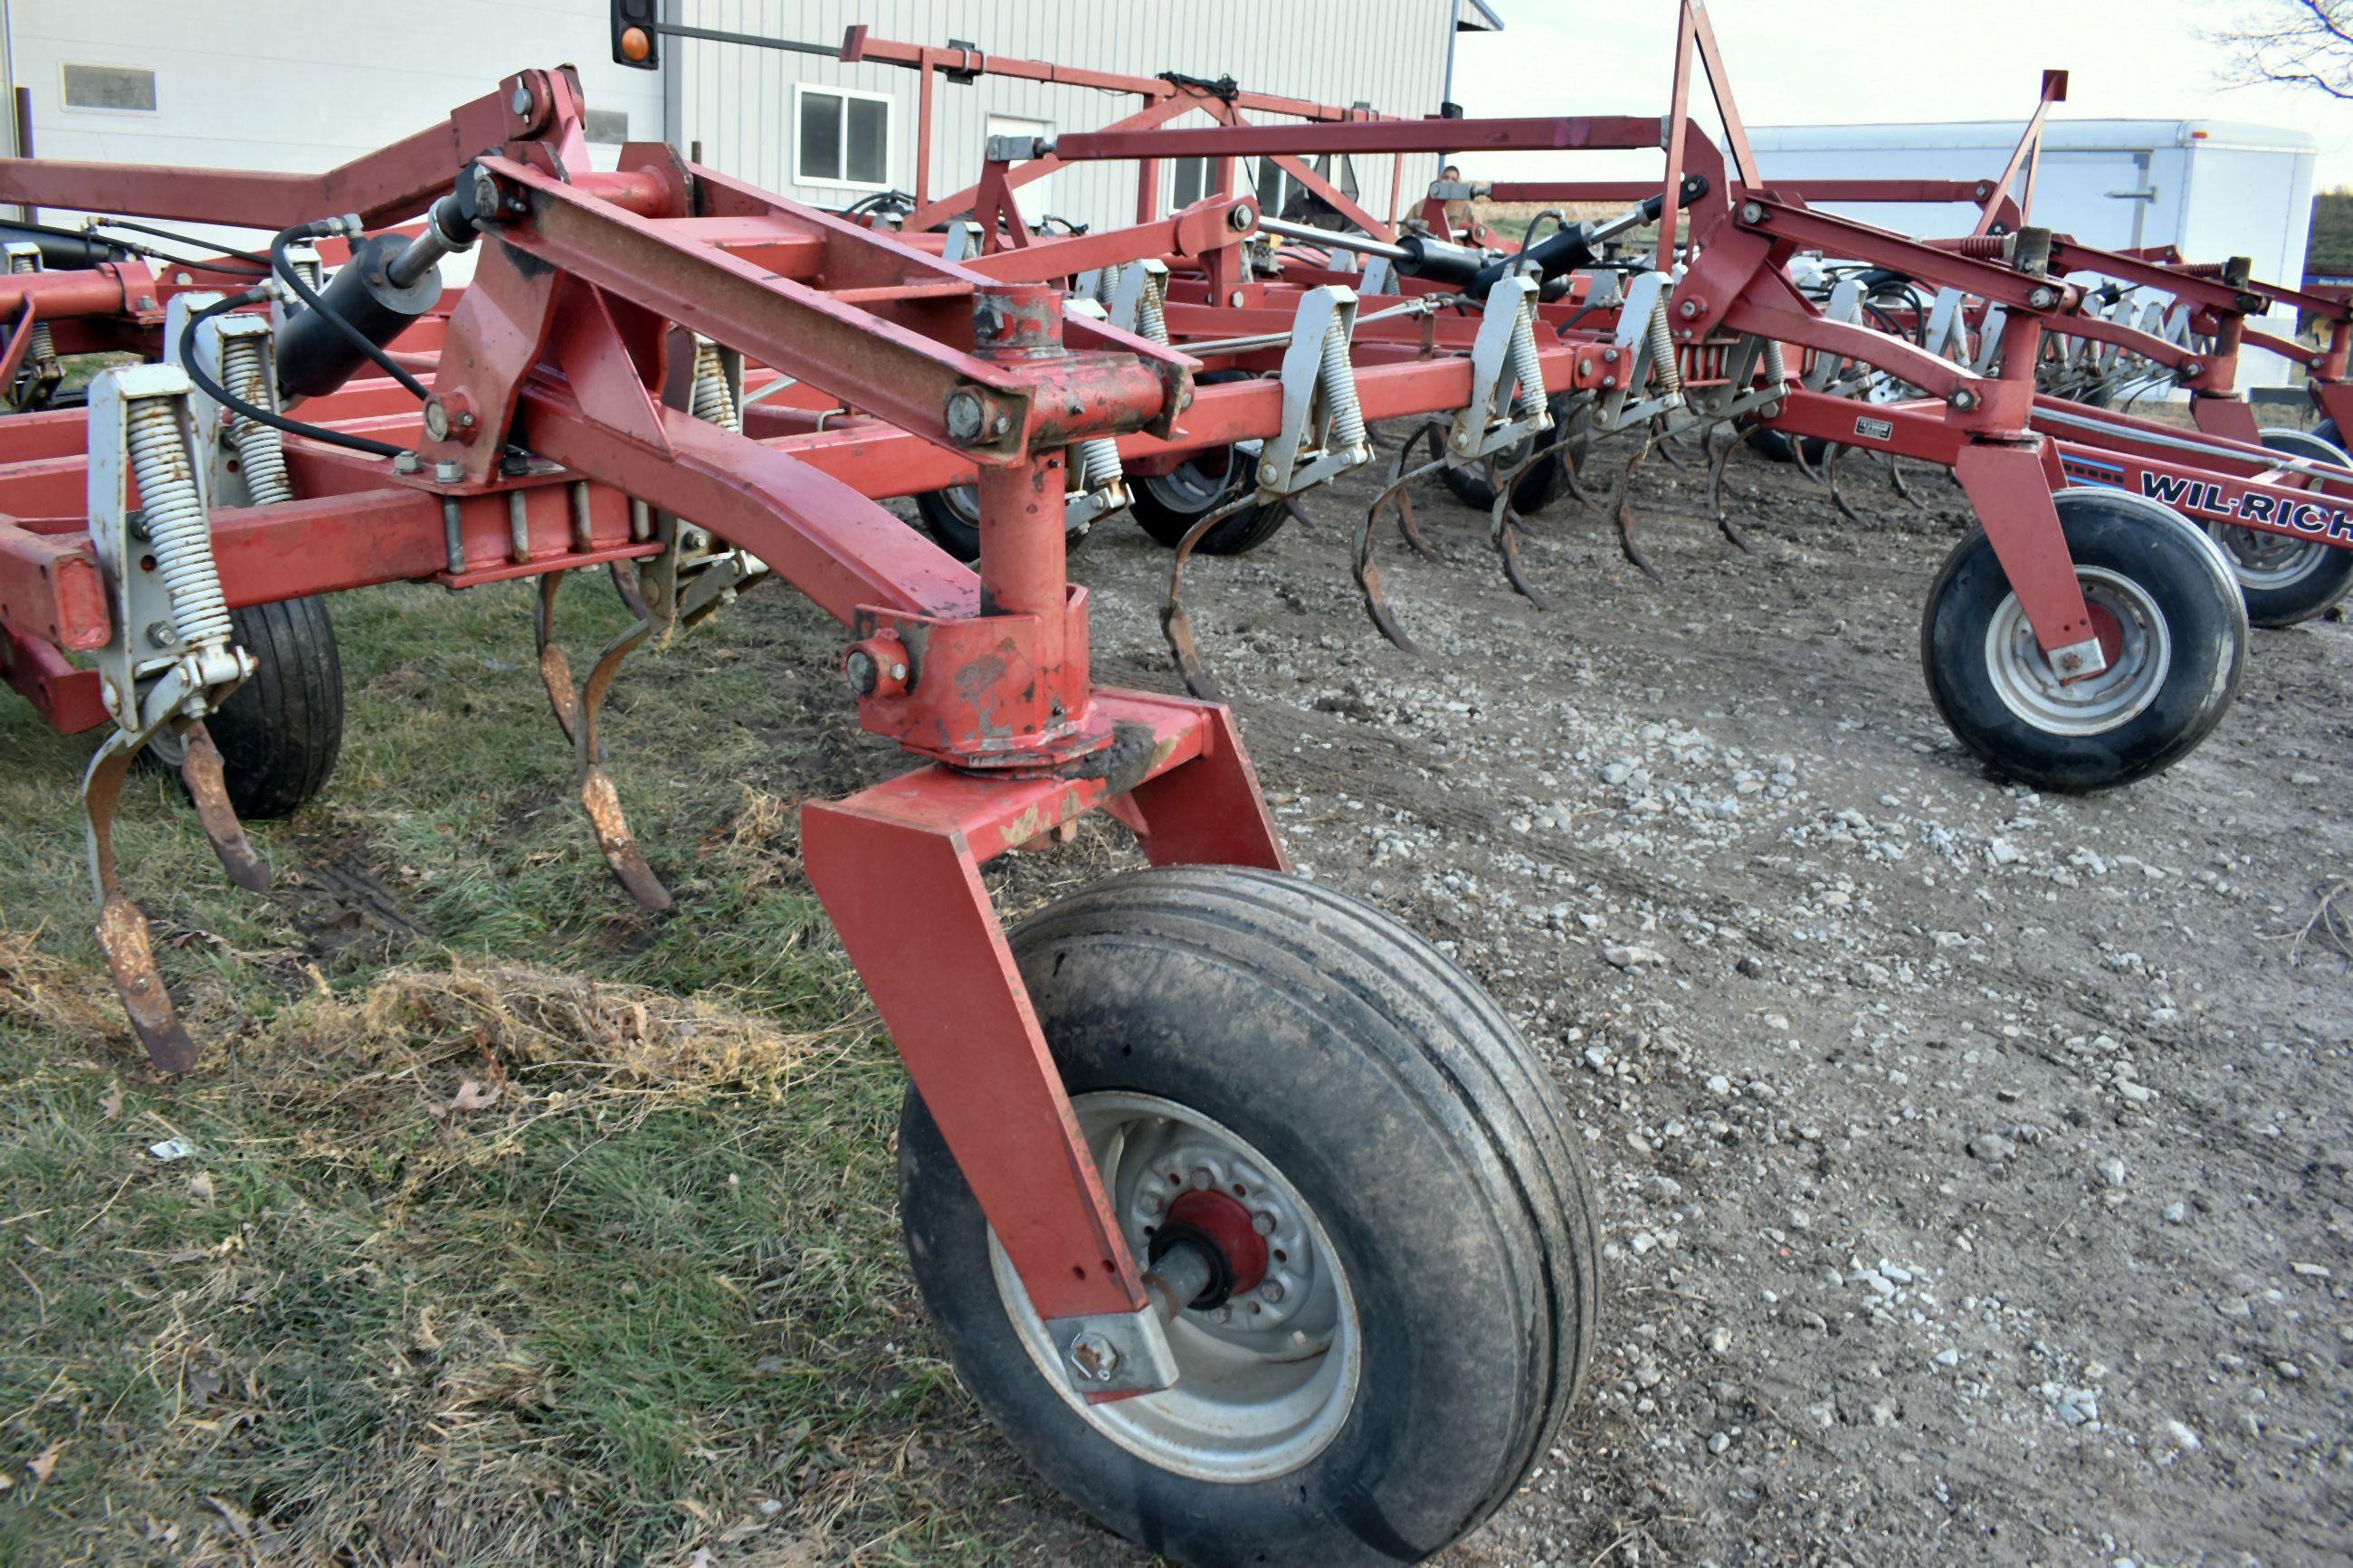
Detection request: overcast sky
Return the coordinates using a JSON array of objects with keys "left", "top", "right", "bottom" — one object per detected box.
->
[{"left": 1447, "top": 1, "right": 2353, "bottom": 189}]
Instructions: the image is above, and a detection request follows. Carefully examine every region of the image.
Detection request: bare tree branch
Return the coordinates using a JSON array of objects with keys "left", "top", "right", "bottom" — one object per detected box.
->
[{"left": 2211, "top": 0, "right": 2353, "bottom": 99}]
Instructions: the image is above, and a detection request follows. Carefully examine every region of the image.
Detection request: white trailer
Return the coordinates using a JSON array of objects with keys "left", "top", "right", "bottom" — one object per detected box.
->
[{"left": 1748, "top": 119, "right": 2320, "bottom": 393}]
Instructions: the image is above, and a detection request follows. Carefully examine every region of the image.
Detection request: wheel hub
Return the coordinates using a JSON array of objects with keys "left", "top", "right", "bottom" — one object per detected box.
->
[
  {"left": 1983, "top": 565, "right": 2172, "bottom": 737},
  {"left": 986, "top": 1091, "right": 1361, "bottom": 1483}
]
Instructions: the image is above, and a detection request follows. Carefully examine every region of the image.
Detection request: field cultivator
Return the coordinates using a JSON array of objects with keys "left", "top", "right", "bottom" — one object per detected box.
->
[{"left": 0, "top": 43, "right": 1610, "bottom": 1568}]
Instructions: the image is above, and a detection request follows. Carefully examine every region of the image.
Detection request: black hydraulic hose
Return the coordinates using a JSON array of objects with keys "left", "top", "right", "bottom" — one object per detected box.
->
[
  {"left": 95, "top": 216, "right": 272, "bottom": 271},
  {"left": 270, "top": 221, "right": 432, "bottom": 400},
  {"left": 175, "top": 288, "right": 408, "bottom": 460}
]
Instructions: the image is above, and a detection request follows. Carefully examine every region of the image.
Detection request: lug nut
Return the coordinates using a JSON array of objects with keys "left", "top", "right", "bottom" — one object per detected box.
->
[
  {"left": 1252, "top": 1211, "right": 1276, "bottom": 1236},
  {"left": 1258, "top": 1279, "right": 1286, "bottom": 1304},
  {"left": 1141, "top": 1191, "right": 1165, "bottom": 1215},
  {"left": 1190, "top": 1166, "right": 1214, "bottom": 1191}
]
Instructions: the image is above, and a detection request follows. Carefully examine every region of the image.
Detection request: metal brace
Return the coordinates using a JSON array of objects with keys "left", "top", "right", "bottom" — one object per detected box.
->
[
  {"left": 1593, "top": 271, "right": 1686, "bottom": 432},
  {"left": 165, "top": 294, "right": 294, "bottom": 508},
  {"left": 1446, "top": 274, "right": 1553, "bottom": 461},
  {"left": 1256, "top": 284, "right": 1372, "bottom": 495}
]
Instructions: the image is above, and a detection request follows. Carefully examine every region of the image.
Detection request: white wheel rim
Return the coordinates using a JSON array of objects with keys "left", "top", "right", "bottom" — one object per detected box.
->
[
  {"left": 1143, "top": 449, "right": 1239, "bottom": 513},
  {"left": 2212, "top": 427, "right": 2353, "bottom": 591},
  {"left": 1983, "top": 566, "right": 2172, "bottom": 736},
  {"left": 2207, "top": 520, "right": 2329, "bottom": 590},
  {"left": 987, "top": 1091, "right": 1362, "bottom": 1484}
]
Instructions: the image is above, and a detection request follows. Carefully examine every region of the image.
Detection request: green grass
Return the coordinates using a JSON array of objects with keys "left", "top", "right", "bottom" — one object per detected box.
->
[{"left": 0, "top": 576, "right": 1075, "bottom": 1564}]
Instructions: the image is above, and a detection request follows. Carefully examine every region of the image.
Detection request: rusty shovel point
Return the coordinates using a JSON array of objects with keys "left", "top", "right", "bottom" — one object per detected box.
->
[
  {"left": 176, "top": 726, "right": 272, "bottom": 893},
  {"left": 98, "top": 892, "right": 196, "bottom": 1074},
  {"left": 580, "top": 767, "right": 674, "bottom": 912}
]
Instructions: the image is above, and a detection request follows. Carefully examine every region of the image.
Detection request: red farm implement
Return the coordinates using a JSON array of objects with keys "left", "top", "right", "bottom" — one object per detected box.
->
[{"left": 0, "top": 35, "right": 1602, "bottom": 1568}]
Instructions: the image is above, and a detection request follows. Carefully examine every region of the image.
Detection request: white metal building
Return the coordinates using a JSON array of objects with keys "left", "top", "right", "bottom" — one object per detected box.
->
[
  {"left": 0, "top": 0, "right": 1499, "bottom": 242},
  {"left": 1750, "top": 118, "right": 2321, "bottom": 390}
]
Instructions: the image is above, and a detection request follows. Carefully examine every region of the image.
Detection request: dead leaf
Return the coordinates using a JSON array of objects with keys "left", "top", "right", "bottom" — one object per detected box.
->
[
  {"left": 188, "top": 1171, "right": 214, "bottom": 1202},
  {"left": 414, "top": 1308, "right": 443, "bottom": 1354},
  {"left": 100, "top": 1085, "right": 122, "bottom": 1121},
  {"left": 449, "top": 1079, "right": 500, "bottom": 1112},
  {"left": 25, "top": 1440, "right": 62, "bottom": 1483}
]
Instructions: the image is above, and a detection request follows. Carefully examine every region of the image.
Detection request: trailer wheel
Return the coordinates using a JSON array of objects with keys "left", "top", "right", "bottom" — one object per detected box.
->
[
  {"left": 913, "top": 483, "right": 1095, "bottom": 564},
  {"left": 2203, "top": 427, "right": 2353, "bottom": 628},
  {"left": 1921, "top": 489, "right": 2244, "bottom": 793},
  {"left": 141, "top": 595, "right": 344, "bottom": 819},
  {"left": 1438, "top": 390, "right": 1594, "bottom": 516},
  {"left": 1130, "top": 372, "right": 1289, "bottom": 556},
  {"left": 899, "top": 866, "right": 1598, "bottom": 1568}
]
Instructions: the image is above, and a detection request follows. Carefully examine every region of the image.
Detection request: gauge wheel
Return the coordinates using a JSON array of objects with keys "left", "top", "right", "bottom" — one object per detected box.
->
[
  {"left": 914, "top": 483, "right": 1096, "bottom": 564},
  {"left": 1921, "top": 488, "right": 2245, "bottom": 793},
  {"left": 1130, "top": 372, "right": 1289, "bottom": 556},
  {"left": 140, "top": 595, "right": 344, "bottom": 819},
  {"left": 899, "top": 865, "right": 1599, "bottom": 1568},
  {"left": 2203, "top": 427, "right": 2353, "bottom": 628},
  {"left": 1437, "top": 390, "right": 1595, "bottom": 517}
]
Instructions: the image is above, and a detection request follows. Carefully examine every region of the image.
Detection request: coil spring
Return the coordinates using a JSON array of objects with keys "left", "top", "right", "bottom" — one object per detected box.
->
[
  {"left": 1763, "top": 338, "right": 1789, "bottom": 394},
  {"left": 1947, "top": 235, "right": 2007, "bottom": 261},
  {"left": 1138, "top": 276, "right": 1169, "bottom": 345},
  {"left": 1072, "top": 436, "right": 1123, "bottom": 495},
  {"left": 1507, "top": 299, "right": 1548, "bottom": 420},
  {"left": 218, "top": 337, "right": 292, "bottom": 505},
  {"left": 1093, "top": 264, "right": 1122, "bottom": 309},
  {"left": 1645, "top": 299, "right": 1682, "bottom": 397},
  {"left": 690, "top": 341, "right": 739, "bottom": 433},
  {"left": 1319, "top": 318, "right": 1367, "bottom": 451},
  {"left": 9, "top": 252, "right": 53, "bottom": 366},
  {"left": 125, "top": 396, "right": 232, "bottom": 650}
]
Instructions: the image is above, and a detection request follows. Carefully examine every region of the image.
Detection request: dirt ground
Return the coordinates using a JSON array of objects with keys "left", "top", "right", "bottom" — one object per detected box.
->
[{"left": 909, "top": 417, "right": 2353, "bottom": 1567}]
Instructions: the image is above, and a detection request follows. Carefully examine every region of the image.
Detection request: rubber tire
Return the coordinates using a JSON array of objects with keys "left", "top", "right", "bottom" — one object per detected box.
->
[
  {"left": 2210, "top": 427, "right": 2353, "bottom": 628},
  {"left": 914, "top": 484, "right": 1094, "bottom": 565},
  {"left": 898, "top": 866, "right": 1599, "bottom": 1568},
  {"left": 1436, "top": 390, "right": 1594, "bottom": 517},
  {"left": 1742, "top": 424, "right": 1830, "bottom": 466},
  {"left": 1131, "top": 371, "right": 1289, "bottom": 556},
  {"left": 140, "top": 595, "right": 344, "bottom": 819},
  {"left": 1920, "top": 489, "right": 2246, "bottom": 793}
]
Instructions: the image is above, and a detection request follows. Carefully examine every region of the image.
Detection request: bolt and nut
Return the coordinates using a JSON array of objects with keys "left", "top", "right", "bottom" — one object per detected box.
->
[
  {"left": 1066, "top": 1331, "right": 1121, "bottom": 1383},
  {"left": 510, "top": 84, "right": 535, "bottom": 116},
  {"left": 1228, "top": 204, "right": 1255, "bottom": 233},
  {"left": 944, "top": 389, "right": 986, "bottom": 442},
  {"left": 433, "top": 459, "right": 465, "bottom": 483},
  {"left": 1948, "top": 389, "right": 1979, "bottom": 413},
  {"left": 1678, "top": 299, "right": 1701, "bottom": 320},
  {"left": 1739, "top": 200, "right": 1766, "bottom": 224},
  {"left": 2027, "top": 286, "right": 2060, "bottom": 312}
]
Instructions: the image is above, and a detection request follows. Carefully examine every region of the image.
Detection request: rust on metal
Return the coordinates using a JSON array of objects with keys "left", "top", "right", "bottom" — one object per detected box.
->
[{"left": 175, "top": 724, "right": 272, "bottom": 892}]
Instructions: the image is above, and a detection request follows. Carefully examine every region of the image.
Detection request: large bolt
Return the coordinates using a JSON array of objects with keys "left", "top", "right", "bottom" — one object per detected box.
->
[
  {"left": 1678, "top": 299, "right": 1700, "bottom": 320},
  {"left": 1739, "top": 200, "right": 1766, "bottom": 225},
  {"left": 433, "top": 459, "right": 465, "bottom": 483},
  {"left": 1948, "top": 388, "right": 1980, "bottom": 413},
  {"left": 1258, "top": 1279, "right": 1286, "bottom": 1304},
  {"left": 944, "top": 389, "right": 986, "bottom": 442},
  {"left": 1228, "top": 204, "right": 1255, "bottom": 233},
  {"left": 1066, "top": 1331, "right": 1120, "bottom": 1383},
  {"left": 1252, "top": 1211, "right": 1276, "bottom": 1236},
  {"left": 392, "top": 451, "right": 422, "bottom": 474},
  {"left": 510, "top": 84, "right": 534, "bottom": 116},
  {"left": 2027, "top": 287, "right": 2059, "bottom": 312}
]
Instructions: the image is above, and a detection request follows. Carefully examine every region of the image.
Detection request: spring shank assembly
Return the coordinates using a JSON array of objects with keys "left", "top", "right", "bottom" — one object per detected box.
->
[{"left": 5, "top": 244, "right": 57, "bottom": 375}]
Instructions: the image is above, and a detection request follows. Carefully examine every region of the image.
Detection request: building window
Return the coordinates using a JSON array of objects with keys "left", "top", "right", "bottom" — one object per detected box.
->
[
  {"left": 584, "top": 108, "right": 630, "bottom": 146},
  {"left": 986, "top": 114, "right": 1054, "bottom": 210},
  {"left": 1170, "top": 157, "right": 1211, "bottom": 210},
  {"left": 62, "top": 62, "right": 156, "bottom": 113},
  {"left": 1254, "top": 154, "right": 1361, "bottom": 228},
  {"left": 795, "top": 85, "right": 891, "bottom": 188}
]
